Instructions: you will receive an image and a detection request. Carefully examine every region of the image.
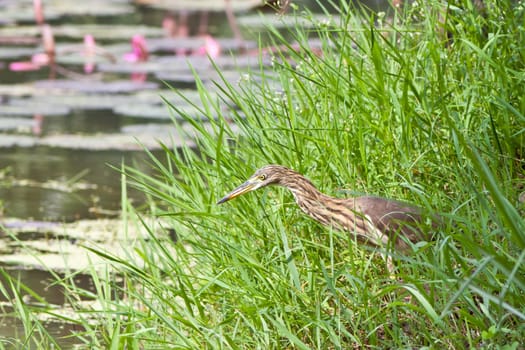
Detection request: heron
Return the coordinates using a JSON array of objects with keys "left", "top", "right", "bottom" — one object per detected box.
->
[{"left": 218, "top": 165, "right": 438, "bottom": 268}]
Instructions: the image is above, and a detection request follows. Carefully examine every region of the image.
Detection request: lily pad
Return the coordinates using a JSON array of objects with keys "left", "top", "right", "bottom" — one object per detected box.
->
[
  {"left": 0, "top": 132, "right": 182, "bottom": 151},
  {"left": 0, "top": 47, "right": 37, "bottom": 59},
  {"left": 0, "top": 0, "right": 134, "bottom": 24},
  {"left": 52, "top": 46, "right": 123, "bottom": 66},
  {"left": 38, "top": 133, "right": 177, "bottom": 150},
  {"left": 238, "top": 13, "right": 341, "bottom": 28},
  {"left": 96, "top": 61, "right": 164, "bottom": 74},
  {"left": 0, "top": 134, "right": 38, "bottom": 147},
  {"left": 98, "top": 52, "right": 268, "bottom": 75},
  {"left": 0, "top": 25, "right": 164, "bottom": 40},
  {"left": 0, "top": 83, "right": 39, "bottom": 96},
  {"left": 113, "top": 89, "right": 214, "bottom": 119},
  {"left": 53, "top": 24, "right": 164, "bottom": 40},
  {"left": 120, "top": 123, "right": 174, "bottom": 134},
  {"left": 33, "top": 79, "right": 158, "bottom": 93},
  {"left": 0, "top": 218, "right": 191, "bottom": 291},
  {"left": 98, "top": 54, "right": 269, "bottom": 75},
  {"left": 0, "top": 104, "right": 71, "bottom": 116},
  {"left": 0, "top": 119, "right": 238, "bottom": 150},
  {"left": 0, "top": 2, "right": 57, "bottom": 23},
  {"left": 9, "top": 94, "right": 149, "bottom": 110},
  {"left": 51, "top": 38, "right": 257, "bottom": 67},
  {"left": 135, "top": 0, "right": 263, "bottom": 12},
  {"left": 159, "top": 89, "right": 216, "bottom": 106},
  {"left": 114, "top": 103, "right": 214, "bottom": 120},
  {"left": 155, "top": 70, "right": 217, "bottom": 83},
  {"left": 155, "top": 68, "right": 248, "bottom": 84},
  {"left": 6, "top": 89, "right": 207, "bottom": 116},
  {"left": 39, "top": 0, "right": 134, "bottom": 17},
  {"left": 113, "top": 104, "right": 172, "bottom": 119},
  {"left": 156, "top": 54, "right": 272, "bottom": 69},
  {"left": 0, "top": 117, "right": 37, "bottom": 131},
  {"left": 146, "top": 37, "right": 257, "bottom": 53},
  {"left": 0, "top": 218, "right": 164, "bottom": 271},
  {"left": 97, "top": 56, "right": 212, "bottom": 74}
]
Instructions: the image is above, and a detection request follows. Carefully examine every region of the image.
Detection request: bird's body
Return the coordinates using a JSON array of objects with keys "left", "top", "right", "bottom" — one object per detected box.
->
[{"left": 218, "top": 165, "right": 435, "bottom": 252}]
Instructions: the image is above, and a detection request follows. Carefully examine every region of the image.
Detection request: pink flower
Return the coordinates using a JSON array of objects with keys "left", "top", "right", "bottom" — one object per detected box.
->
[
  {"left": 123, "top": 35, "right": 149, "bottom": 62},
  {"left": 32, "top": 52, "right": 50, "bottom": 65},
  {"left": 9, "top": 61, "right": 41, "bottom": 71},
  {"left": 83, "top": 34, "right": 96, "bottom": 73},
  {"left": 9, "top": 52, "right": 50, "bottom": 71},
  {"left": 194, "top": 35, "right": 221, "bottom": 58}
]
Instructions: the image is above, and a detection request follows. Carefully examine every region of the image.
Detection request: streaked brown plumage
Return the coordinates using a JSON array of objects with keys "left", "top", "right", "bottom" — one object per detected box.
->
[{"left": 218, "top": 165, "right": 436, "bottom": 251}]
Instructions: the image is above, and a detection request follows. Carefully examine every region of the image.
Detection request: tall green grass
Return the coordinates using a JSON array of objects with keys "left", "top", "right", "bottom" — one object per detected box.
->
[{"left": 7, "top": 0, "right": 525, "bottom": 348}]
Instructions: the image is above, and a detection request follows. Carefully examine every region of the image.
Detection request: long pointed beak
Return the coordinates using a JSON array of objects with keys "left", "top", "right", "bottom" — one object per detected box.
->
[{"left": 217, "top": 180, "right": 257, "bottom": 204}]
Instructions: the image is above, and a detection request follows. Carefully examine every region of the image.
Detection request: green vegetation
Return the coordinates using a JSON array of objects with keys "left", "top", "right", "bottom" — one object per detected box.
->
[{"left": 3, "top": 0, "right": 524, "bottom": 348}]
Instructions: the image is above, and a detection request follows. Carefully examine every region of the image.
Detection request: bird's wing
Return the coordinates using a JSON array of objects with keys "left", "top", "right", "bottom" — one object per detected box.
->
[{"left": 356, "top": 196, "right": 430, "bottom": 248}]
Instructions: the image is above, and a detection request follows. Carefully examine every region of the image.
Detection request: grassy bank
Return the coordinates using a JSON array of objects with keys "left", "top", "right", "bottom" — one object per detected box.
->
[{"left": 4, "top": 0, "right": 525, "bottom": 348}]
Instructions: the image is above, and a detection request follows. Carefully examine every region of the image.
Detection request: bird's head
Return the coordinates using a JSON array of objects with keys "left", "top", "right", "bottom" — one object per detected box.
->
[{"left": 217, "top": 165, "right": 291, "bottom": 204}]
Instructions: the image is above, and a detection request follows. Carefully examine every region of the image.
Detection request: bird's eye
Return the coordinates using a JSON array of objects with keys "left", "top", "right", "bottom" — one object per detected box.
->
[{"left": 259, "top": 174, "right": 266, "bottom": 180}]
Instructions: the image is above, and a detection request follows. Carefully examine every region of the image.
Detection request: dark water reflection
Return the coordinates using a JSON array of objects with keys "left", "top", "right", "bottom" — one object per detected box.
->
[
  {"left": 0, "top": 147, "right": 161, "bottom": 221},
  {"left": 42, "top": 110, "right": 123, "bottom": 135},
  {"left": 0, "top": 314, "right": 86, "bottom": 349},
  {"left": 0, "top": 266, "right": 106, "bottom": 349},
  {"left": 0, "top": 266, "right": 98, "bottom": 304}
]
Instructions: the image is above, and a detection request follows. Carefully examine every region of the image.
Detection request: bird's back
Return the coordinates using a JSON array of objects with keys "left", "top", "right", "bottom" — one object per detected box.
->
[{"left": 353, "top": 196, "right": 434, "bottom": 250}]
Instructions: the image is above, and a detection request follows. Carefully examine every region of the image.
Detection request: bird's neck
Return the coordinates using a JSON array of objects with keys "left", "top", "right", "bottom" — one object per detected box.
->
[
  {"left": 280, "top": 175, "right": 360, "bottom": 231},
  {"left": 281, "top": 176, "right": 323, "bottom": 203},
  {"left": 283, "top": 178, "right": 343, "bottom": 221}
]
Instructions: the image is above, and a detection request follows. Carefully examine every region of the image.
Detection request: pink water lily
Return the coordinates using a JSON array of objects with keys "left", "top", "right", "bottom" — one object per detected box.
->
[
  {"left": 9, "top": 24, "right": 55, "bottom": 74},
  {"left": 194, "top": 35, "right": 221, "bottom": 58},
  {"left": 83, "top": 34, "right": 96, "bottom": 73},
  {"left": 123, "top": 35, "right": 149, "bottom": 63},
  {"left": 9, "top": 61, "right": 42, "bottom": 71}
]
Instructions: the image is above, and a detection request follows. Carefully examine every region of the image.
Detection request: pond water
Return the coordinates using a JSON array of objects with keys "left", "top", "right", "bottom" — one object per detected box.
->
[
  {"left": 0, "top": 0, "right": 389, "bottom": 347},
  {"left": 0, "top": 146, "right": 158, "bottom": 221}
]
